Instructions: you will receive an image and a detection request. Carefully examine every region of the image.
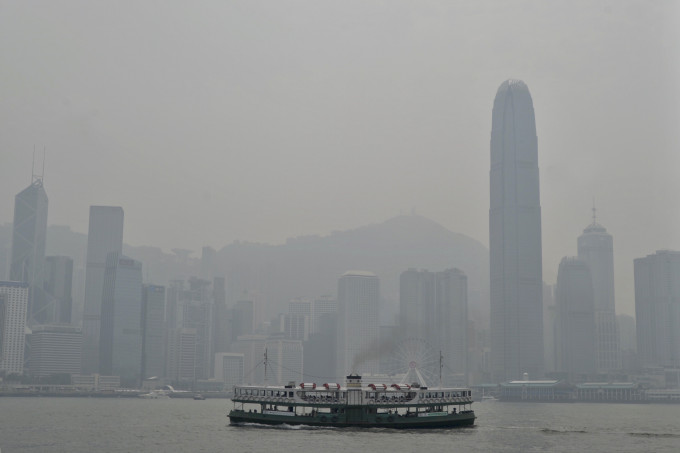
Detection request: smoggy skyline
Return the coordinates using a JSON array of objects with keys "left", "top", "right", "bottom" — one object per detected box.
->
[{"left": 2, "top": 1, "right": 679, "bottom": 317}]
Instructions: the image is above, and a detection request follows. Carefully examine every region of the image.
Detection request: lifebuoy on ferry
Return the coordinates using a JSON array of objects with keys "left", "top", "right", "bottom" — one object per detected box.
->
[
  {"left": 387, "top": 416, "right": 394, "bottom": 422},
  {"left": 320, "top": 416, "right": 327, "bottom": 422}
]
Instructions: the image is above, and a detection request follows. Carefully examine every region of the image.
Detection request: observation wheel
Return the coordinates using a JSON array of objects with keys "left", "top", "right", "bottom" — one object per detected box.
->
[{"left": 384, "top": 337, "right": 438, "bottom": 387}]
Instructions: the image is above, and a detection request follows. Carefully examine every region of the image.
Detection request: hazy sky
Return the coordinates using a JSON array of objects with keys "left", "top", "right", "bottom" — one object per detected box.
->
[{"left": 1, "top": 1, "right": 679, "bottom": 315}]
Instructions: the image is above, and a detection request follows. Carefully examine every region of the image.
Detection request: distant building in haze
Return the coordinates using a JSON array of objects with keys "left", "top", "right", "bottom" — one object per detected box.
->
[
  {"left": 82, "top": 206, "right": 124, "bottom": 374},
  {"left": 165, "top": 278, "right": 214, "bottom": 382},
  {"left": 577, "top": 211, "right": 621, "bottom": 371},
  {"left": 554, "top": 257, "right": 596, "bottom": 379},
  {"left": 337, "top": 271, "right": 379, "bottom": 377},
  {"left": 0, "top": 281, "right": 29, "bottom": 374},
  {"left": 214, "top": 352, "right": 244, "bottom": 389},
  {"left": 10, "top": 179, "right": 48, "bottom": 325},
  {"left": 634, "top": 250, "right": 680, "bottom": 369},
  {"left": 231, "top": 300, "right": 254, "bottom": 342},
  {"left": 312, "top": 296, "right": 337, "bottom": 334},
  {"left": 399, "top": 268, "right": 468, "bottom": 384},
  {"left": 489, "top": 79, "right": 544, "bottom": 382},
  {"left": 43, "top": 256, "right": 74, "bottom": 324},
  {"left": 99, "top": 253, "right": 142, "bottom": 386},
  {"left": 141, "top": 284, "right": 166, "bottom": 380}
]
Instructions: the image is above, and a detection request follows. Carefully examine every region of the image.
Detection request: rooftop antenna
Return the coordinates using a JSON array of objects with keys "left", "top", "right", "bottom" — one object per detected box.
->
[
  {"left": 264, "top": 348, "right": 268, "bottom": 386},
  {"left": 31, "top": 146, "right": 35, "bottom": 184},
  {"left": 31, "top": 145, "right": 46, "bottom": 184},
  {"left": 592, "top": 197, "right": 597, "bottom": 224},
  {"left": 439, "top": 350, "right": 443, "bottom": 388}
]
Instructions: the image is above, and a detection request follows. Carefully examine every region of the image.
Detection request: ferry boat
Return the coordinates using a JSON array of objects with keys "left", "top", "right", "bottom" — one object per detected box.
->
[{"left": 228, "top": 374, "right": 475, "bottom": 429}]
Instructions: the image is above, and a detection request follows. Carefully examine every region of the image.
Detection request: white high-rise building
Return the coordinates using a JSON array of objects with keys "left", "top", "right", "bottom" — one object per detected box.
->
[
  {"left": 337, "top": 271, "right": 379, "bottom": 378},
  {"left": 0, "top": 281, "right": 29, "bottom": 374},
  {"left": 81, "top": 206, "right": 124, "bottom": 374},
  {"left": 28, "top": 325, "right": 82, "bottom": 377},
  {"left": 489, "top": 80, "right": 544, "bottom": 382},
  {"left": 577, "top": 211, "right": 621, "bottom": 371}
]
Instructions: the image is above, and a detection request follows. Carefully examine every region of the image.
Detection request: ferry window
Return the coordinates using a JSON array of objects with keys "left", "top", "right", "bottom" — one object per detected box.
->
[{"left": 289, "top": 392, "right": 293, "bottom": 397}]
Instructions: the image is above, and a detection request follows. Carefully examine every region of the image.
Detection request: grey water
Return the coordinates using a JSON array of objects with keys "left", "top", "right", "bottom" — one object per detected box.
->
[{"left": 1, "top": 398, "right": 679, "bottom": 452}]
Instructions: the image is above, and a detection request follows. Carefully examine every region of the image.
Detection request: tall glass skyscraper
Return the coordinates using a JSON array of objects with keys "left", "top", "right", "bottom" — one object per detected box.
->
[
  {"left": 489, "top": 80, "right": 544, "bottom": 382},
  {"left": 81, "top": 206, "right": 124, "bottom": 374},
  {"left": 10, "top": 179, "right": 48, "bottom": 325},
  {"left": 99, "top": 253, "right": 142, "bottom": 386}
]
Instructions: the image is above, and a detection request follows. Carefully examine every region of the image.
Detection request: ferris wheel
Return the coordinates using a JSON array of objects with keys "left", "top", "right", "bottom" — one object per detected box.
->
[{"left": 384, "top": 337, "right": 439, "bottom": 387}]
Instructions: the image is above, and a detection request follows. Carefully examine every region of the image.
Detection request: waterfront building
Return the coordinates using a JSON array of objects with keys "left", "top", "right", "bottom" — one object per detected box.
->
[
  {"left": 82, "top": 206, "right": 124, "bottom": 374},
  {"left": 499, "top": 379, "right": 572, "bottom": 401},
  {"left": 577, "top": 211, "right": 621, "bottom": 371},
  {"left": 9, "top": 179, "right": 48, "bottom": 325},
  {"left": 28, "top": 325, "right": 82, "bottom": 377},
  {"left": 0, "top": 281, "right": 29, "bottom": 374},
  {"left": 141, "top": 285, "right": 166, "bottom": 380},
  {"left": 71, "top": 373, "right": 120, "bottom": 391},
  {"left": 337, "top": 271, "right": 380, "bottom": 377},
  {"left": 554, "top": 257, "right": 596, "bottom": 379},
  {"left": 489, "top": 79, "right": 544, "bottom": 382},
  {"left": 634, "top": 250, "right": 680, "bottom": 369},
  {"left": 43, "top": 256, "right": 74, "bottom": 324},
  {"left": 99, "top": 253, "right": 142, "bottom": 386}
]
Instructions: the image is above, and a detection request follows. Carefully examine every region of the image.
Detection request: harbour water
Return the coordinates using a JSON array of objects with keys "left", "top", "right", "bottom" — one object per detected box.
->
[{"left": 1, "top": 398, "right": 679, "bottom": 452}]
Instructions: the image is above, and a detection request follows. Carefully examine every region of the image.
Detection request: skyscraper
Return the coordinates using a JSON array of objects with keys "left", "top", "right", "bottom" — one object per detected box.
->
[
  {"left": 634, "top": 250, "right": 680, "bottom": 369},
  {"left": 399, "top": 268, "right": 468, "bottom": 384},
  {"left": 141, "top": 284, "right": 166, "bottom": 380},
  {"left": 82, "top": 206, "right": 124, "bottom": 374},
  {"left": 577, "top": 210, "right": 621, "bottom": 371},
  {"left": 99, "top": 253, "right": 143, "bottom": 386},
  {"left": 43, "top": 256, "right": 74, "bottom": 324},
  {"left": 554, "top": 257, "right": 596, "bottom": 379},
  {"left": 0, "top": 281, "right": 29, "bottom": 374},
  {"left": 489, "top": 79, "right": 544, "bottom": 382},
  {"left": 9, "top": 179, "right": 48, "bottom": 325},
  {"left": 336, "top": 271, "right": 379, "bottom": 377}
]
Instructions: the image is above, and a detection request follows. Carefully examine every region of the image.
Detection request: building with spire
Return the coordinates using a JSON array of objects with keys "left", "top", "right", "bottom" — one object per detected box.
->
[
  {"left": 577, "top": 207, "right": 621, "bottom": 372},
  {"left": 489, "top": 79, "right": 544, "bottom": 382},
  {"left": 9, "top": 178, "right": 48, "bottom": 325}
]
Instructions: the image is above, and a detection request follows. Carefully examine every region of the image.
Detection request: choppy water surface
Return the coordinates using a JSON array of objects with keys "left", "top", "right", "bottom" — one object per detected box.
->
[{"left": 1, "top": 398, "right": 679, "bottom": 452}]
